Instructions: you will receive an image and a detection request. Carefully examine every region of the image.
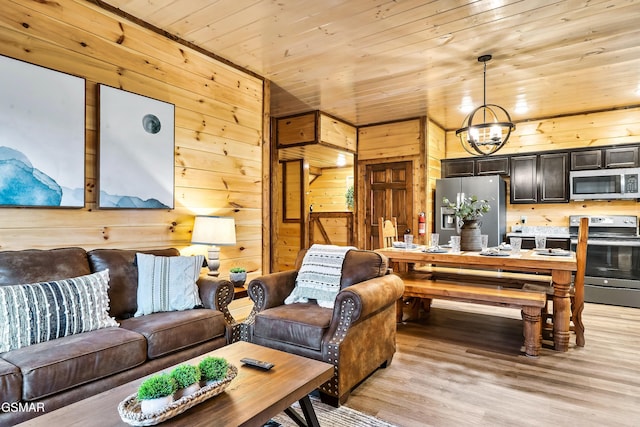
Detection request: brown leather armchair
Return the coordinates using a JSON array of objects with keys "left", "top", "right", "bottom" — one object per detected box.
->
[{"left": 244, "top": 249, "right": 404, "bottom": 406}]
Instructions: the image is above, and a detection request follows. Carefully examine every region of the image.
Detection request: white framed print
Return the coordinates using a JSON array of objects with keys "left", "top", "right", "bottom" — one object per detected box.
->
[{"left": 98, "top": 84, "right": 175, "bottom": 209}]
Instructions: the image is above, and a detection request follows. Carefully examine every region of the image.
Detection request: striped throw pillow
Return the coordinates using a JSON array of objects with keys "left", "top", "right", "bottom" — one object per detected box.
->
[
  {"left": 0, "top": 269, "right": 118, "bottom": 353},
  {"left": 134, "top": 253, "right": 204, "bottom": 317}
]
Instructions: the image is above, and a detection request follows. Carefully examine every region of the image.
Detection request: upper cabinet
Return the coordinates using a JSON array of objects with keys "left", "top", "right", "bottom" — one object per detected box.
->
[
  {"left": 442, "top": 156, "right": 509, "bottom": 178},
  {"left": 510, "top": 153, "right": 568, "bottom": 204},
  {"left": 570, "top": 146, "right": 639, "bottom": 170},
  {"left": 276, "top": 111, "right": 357, "bottom": 153}
]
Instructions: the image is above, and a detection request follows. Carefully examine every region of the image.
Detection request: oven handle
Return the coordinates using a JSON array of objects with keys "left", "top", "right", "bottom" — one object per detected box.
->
[{"left": 570, "top": 239, "right": 640, "bottom": 247}]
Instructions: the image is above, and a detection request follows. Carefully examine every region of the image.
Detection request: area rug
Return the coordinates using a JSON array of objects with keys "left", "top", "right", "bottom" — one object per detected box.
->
[{"left": 265, "top": 397, "right": 397, "bottom": 427}]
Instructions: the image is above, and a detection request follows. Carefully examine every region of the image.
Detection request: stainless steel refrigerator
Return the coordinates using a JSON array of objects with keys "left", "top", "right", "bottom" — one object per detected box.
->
[{"left": 435, "top": 175, "right": 506, "bottom": 247}]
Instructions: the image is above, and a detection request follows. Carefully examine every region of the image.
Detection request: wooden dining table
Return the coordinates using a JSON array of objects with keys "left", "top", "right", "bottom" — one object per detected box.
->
[{"left": 376, "top": 246, "right": 581, "bottom": 352}]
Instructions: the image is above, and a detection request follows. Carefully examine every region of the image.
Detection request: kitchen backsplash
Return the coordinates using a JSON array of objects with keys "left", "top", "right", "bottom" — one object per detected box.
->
[{"left": 510, "top": 225, "right": 570, "bottom": 237}]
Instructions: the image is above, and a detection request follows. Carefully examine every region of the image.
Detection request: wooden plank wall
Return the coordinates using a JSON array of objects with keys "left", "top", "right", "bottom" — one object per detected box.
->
[
  {"left": 444, "top": 108, "right": 640, "bottom": 228},
  {"left": 0, "top": 1, "right": 266, "bottom": 276},
  {"left": 357, "top": 118, "right": 427, "bottom": 247},
  {"left": 309, "top": 167, "right": 353, "bottom": 212},
  {"left": 427, "top": 120, "right": 445, "bottom": 234}
]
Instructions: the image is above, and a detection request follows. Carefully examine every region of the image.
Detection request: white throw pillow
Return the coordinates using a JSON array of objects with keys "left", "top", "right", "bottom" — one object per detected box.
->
[
  {"left": 0, "top": 270, "right": 118, "bottom": 353},
  {"left": 134, "top": 253, "right": 204, "bottom": 317}
]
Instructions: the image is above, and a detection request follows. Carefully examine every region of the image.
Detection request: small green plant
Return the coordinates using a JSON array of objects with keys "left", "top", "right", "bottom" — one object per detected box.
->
[
  {"left": 442, "top": 195, "right": 490, "bottom": 221},
  {"left": 198, "top": 357, "right": 229, "bottom": 382},
  {"left": 137, "top": 373, "right": 177, "bottom": 400},
  {"left": 170, "top": 364, "right": 201, "bottom": 389},
  {"left": 230, "top": 267, "right": 246, "bottom": 273},
  {"left": 345, "top": 185, "right": 354, "bottom": 210}
]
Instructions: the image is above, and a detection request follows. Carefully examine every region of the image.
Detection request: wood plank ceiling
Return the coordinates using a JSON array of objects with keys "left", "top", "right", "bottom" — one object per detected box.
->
[{"left": 102, "top": 0, "right": 640, "bottom": 132}]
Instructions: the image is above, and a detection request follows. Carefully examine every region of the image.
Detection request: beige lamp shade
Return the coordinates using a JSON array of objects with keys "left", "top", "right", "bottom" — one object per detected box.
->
[{"left": 191, "top": 216, "right": 236, "bottom": 246}]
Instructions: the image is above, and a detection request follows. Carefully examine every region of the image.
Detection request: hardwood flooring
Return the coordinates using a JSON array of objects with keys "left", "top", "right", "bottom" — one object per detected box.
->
[
  {"left": 229, "top": 297, "right": 640, "bottom": 426},
  {"left": 348, "top": 300, "right": 640, "bottom": 427}
]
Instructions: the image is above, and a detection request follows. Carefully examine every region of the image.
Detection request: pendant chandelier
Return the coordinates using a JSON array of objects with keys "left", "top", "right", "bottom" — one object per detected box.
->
[{"left": 455, "top": 55, "right": 515, "bottom": 156}]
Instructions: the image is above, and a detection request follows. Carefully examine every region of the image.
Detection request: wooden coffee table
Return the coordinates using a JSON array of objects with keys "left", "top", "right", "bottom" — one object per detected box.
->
[{"left": 17, "top": 341, "right": 333, "bottom": 427}]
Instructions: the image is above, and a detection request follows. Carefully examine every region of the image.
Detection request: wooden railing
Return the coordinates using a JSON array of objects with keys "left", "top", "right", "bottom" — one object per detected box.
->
[{"left": 308, "top": 212, "right": 354, "bottom": 247}]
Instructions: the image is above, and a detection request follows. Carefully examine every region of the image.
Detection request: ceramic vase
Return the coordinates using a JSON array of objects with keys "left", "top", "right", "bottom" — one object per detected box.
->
[
  {"left": 140, "top": 395, "right": 174, "bottom": 415},
  {"left": 175, "top": 383, "right": 201, "bottom": 400},
  {"left": 460, "top": 219, "right": 482, "bottom": 251},
  {"left": 229, "top": 271, "right": 247, "bottom": 287}
]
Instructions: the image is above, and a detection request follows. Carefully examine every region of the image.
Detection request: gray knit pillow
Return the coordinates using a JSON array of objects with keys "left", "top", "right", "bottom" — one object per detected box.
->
[{"left": 0, "top": 269, "right": 118, "bottom": 352}]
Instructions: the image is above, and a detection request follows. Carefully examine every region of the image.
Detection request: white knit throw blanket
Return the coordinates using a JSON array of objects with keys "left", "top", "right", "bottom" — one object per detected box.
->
[{"left": 285, "top": 244, "right": 355, "bottom": 308}]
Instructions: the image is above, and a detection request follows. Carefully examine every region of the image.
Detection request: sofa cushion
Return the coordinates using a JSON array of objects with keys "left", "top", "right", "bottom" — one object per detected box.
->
[
  {"left": 87, "top": 248, "right": 180, "bottom": 319},
  {"left": 0, "top": 358, "right": 21, "bottom": 403},
  {"left": 253, "top": 303, "right": 332, "bottom": 351},
  {"left": 0, "top": 247, "right": 91, "bottom": 286},
  {"left": 1, "top": 327, "right": 146, "bottom": 401},
  {"left": 135, "top": 253, "right": 204, "bottom": 317},
  {"left": 119, "top": 309, "right": 225, "bottom": 359},
  {"left": 0, "top": 270, "right": 118, "bottom": 352}
]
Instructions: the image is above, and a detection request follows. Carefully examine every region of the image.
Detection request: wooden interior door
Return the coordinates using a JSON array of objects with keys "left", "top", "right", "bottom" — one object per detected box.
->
[{"left": 366, "top": 161, "right": 413, "bottom": 249}]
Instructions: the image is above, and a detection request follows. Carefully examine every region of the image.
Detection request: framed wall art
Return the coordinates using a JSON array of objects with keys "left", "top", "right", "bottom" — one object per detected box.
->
[
  {"left": 98, "top": 84, "right": 175, "bottom": 209},
  {"left": 0, "top": 55, "right": 85, "bottom": 208}
]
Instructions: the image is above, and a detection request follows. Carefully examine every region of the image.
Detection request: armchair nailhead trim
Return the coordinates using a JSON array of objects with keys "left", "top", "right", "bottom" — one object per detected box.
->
[{"left": 322, "top": 297, "right": 357, "bottom": 398}]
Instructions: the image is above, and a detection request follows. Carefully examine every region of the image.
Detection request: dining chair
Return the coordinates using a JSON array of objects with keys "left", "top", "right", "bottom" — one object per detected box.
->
[{"left": 378, "top": 217, "right": 398, "bottom": 249}]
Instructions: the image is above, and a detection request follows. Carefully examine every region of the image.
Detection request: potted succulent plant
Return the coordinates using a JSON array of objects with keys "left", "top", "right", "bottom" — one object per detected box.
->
[
  {"left": 170, "top": 364, "right": 201, "bottom": 399},
  {"left": 137, "top": 373, "right": 177, "bottom": 415},
  {"left": 198, "top": 356, "right": 229, "bottom": 386},
  {"left": 229, "top": 267, "right": 247, "bottom": 287}
]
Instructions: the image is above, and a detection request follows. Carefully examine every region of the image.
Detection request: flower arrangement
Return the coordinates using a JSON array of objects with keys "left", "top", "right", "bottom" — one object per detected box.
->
[{"left": 442, "top": 195, "right": 490, "bottom": 221}]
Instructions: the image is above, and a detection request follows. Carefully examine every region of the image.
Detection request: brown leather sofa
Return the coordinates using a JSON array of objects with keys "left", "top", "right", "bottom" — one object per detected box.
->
[
  {"left": 245, "top": 249, "right": 404, "bottom": 406},
  {"left": 0, "top": 247, "right": 234, "bottom": 425}
]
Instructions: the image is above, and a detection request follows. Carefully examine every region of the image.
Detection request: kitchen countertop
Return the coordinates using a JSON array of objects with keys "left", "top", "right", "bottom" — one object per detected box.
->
[{"left": 507, "top": 225, "right": 570, "bottom": 239}]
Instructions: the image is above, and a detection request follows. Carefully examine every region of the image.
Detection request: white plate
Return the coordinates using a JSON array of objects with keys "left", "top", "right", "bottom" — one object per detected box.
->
[{"left": 534, "top": 248, "right": 571, "bottom": 256}]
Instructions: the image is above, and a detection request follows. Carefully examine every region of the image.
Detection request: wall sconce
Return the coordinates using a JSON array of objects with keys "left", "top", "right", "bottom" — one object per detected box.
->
[{"left": 191, "top": 215, "right": 236, "bottom": 276}]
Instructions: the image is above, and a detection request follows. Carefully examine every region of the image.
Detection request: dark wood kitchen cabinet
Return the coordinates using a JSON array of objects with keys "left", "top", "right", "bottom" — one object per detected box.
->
[
  {"left": 442, "top": 158, "right": 475, "bottom": 177},
  {"left": 605, "top": 146, "right": 638, "bottom": 168},
  {"left": 442, "top": 156, "right": 509, "bottom": 177},
  {"left": 510, "top": 153, "right": 568, "bottom": 203},
  {"left": 510, "top": 155, "right": 537, "bottom": 203},
  {"left": 571, "top": 146, "right": 638, "bottom": 170},
  {"left": 571, "top": 150, "right": 602, "bottom": 170}
]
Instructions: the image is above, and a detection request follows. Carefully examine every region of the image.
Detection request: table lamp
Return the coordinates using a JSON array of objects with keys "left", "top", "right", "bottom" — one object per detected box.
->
[{"left": 191, "top": 215, "right": 236, "bottom": 276}]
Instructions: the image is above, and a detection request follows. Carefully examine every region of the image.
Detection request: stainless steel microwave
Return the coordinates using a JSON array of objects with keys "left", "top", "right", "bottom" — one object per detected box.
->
[{"left": 570, "top": 167, "right": 640, "bottom": 200}]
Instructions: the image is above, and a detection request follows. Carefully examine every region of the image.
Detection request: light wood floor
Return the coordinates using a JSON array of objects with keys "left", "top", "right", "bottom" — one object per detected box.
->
[{"left": 230, "top": 298, "right": 640, "bottom": 427}]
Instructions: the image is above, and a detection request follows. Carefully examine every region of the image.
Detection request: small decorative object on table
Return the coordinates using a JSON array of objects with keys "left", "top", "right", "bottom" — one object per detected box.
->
[
  {"left": 136, "top": 373, "right": 177, "bottom": 416},
  {"left": 198, "top": 356, "right": 229, "bottom": 386},
  {"left": 171, "top": 364, "right": 201, "bottom": 399},
  {"left": 119, "top": 363, "right": 237, "bottom": 426},
  {"left": 229, "top": 267, "right": 247, "bottom": 287},
  {"left": 442, "top": 195, "right": 490, "bottom": 251}
]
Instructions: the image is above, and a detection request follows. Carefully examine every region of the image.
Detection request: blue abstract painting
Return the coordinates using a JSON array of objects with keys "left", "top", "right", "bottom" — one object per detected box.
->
[
  {"left": 0, "top": 55, "right": 85, "bottom": 207},
  {"left": 98, "top": 85, "right": 174, "bottom": 209}
]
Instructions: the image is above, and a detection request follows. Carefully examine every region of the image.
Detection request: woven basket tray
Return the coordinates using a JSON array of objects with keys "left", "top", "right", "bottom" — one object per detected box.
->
[{"left": 118, "top": 364, "right": 238, "bottom": 426}]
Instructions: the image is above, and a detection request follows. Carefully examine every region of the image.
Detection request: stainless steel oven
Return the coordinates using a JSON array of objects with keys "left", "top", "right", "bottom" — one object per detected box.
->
[{"left": 569, "top": 215, "right": 640, "bottom": 308}]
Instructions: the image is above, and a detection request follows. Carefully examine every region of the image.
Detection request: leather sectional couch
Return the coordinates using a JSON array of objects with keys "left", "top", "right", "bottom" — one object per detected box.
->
[{"left": 0, "top": 247, "right": 234, "bottom": 425}]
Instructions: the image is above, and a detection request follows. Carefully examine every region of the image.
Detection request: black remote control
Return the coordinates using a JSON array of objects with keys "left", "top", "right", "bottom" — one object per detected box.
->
[{"left": 240, "top": 357, "right": 274, "bottom": 370}]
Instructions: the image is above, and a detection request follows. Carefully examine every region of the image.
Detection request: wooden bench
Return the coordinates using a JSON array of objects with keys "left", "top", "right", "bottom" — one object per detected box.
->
[{"left": 397, "top": 271, "right": 547, "bottom": 357}]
